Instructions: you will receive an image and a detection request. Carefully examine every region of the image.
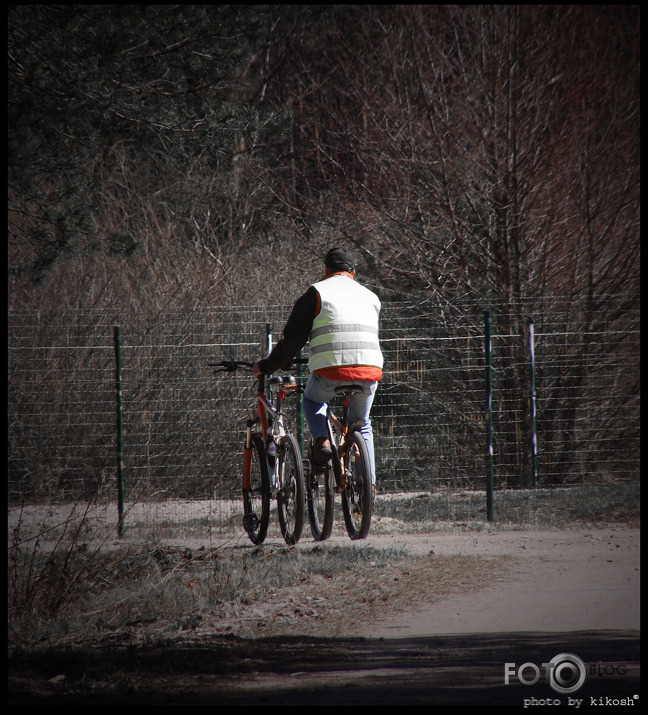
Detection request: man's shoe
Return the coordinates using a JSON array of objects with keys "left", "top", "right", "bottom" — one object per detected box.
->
[{"left": 312, "top": 437, "right": 332, "bottom": 467}]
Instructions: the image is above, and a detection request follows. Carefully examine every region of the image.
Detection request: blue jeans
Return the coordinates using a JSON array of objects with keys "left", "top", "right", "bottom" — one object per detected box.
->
[{"left": 302, "top": 373, "right": 378, "bottom": 485}]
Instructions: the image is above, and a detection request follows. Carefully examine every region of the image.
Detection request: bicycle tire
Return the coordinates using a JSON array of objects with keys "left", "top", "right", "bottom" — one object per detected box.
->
[
  {"left": 306, "top": 444, "right": 335, "bottom": 541},
  {"left": 276, "top": 433, "right": 305, "bottom": 545},
  {"left": 242, "top": 433, "right": 270, "bottom": 544},
  {"left": 341, "top": 431, "right": 373, "bottom": 540}
]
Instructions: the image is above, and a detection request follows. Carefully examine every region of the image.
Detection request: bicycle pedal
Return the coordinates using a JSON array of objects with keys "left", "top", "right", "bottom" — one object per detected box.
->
[{"left": 243, "top": 513, "right": 259, "bottom": 532}]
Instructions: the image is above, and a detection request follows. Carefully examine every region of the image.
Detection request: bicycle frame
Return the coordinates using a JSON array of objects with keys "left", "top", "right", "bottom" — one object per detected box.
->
[
  {"left": 243, "top": 376, "right": 269, "bottom": 491},
  {"left": 304, "top": 381, "right": 372, "bottom": 541},
  {"left": 210, "top": 359, "right": 304, "bottom": 545},
  {"left": 243, "top": 374, "right": 295, "bottom": 490},
  {"left": 327, "top": 392, "right": 365, "bottom": 491}
]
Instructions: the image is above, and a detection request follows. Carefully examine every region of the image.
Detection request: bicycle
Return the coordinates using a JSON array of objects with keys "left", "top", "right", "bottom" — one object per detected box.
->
[
  {"left": 209, "top": 360, "right": 305, "bottom": 546},
  {"left": 305, "top": 383, "right": 374, "bottom": 541}
]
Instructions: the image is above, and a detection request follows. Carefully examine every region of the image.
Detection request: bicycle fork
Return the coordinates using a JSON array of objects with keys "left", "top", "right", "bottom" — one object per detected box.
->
[
  {"left": 245, "top": 415, "right": 282, "bottom": 497},
  {"left": 243, "top": 417, "right": 258, "bottom": 492}
]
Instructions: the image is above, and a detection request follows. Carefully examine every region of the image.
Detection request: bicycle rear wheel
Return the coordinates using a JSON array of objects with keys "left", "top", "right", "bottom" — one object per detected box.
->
[
  {"left": 341, "top": 432, "right": 373, "bottom": 540},
  {"left": 276, "top": 433, "right": 305, "bottom": 545},
  {"left": 306, "top": 442, "right": 335, "bottom": 541},
  {"left": 242, "top": 433, "right": 270, "bottom": 544}
]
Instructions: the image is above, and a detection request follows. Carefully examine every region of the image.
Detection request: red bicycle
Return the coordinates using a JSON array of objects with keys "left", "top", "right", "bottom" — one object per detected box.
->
[
  {"left": 210, "top": 360, "right": 305, "bottom": 545},
  {"left": 306, "top": 384, "right": 374, "bottom": 541}
]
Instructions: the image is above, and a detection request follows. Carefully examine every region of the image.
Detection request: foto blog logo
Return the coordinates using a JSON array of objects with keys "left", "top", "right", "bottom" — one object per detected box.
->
[{"left": 504, "top": 653, "right": 587, "bottom": 694}]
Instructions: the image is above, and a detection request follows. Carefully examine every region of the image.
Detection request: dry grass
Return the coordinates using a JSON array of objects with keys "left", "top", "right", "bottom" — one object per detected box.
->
[
  {"left": 7, "top": 483, "right": 638, "bottom": 655},
  {"left": 8, "top": 539, "right": 510, "bottom": 655}
]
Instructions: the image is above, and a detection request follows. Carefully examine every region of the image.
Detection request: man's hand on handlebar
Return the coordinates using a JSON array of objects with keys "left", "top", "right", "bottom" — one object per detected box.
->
[{"left": 251, "top": 356, "right": 307, "bottom": 378}]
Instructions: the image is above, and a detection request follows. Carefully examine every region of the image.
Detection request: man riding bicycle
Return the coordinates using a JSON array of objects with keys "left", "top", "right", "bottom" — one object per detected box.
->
[{"left": 252, "top": 247, "right": 383, "bottom": 487}]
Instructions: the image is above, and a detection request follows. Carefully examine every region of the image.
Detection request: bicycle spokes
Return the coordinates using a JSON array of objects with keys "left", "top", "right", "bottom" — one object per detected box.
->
[
  {"left": 242, "top": 434, "right": 270, "bottom": 544},
  {"left": 340, "top": 432, "right": 372, "bottom": 540},
  {"left": 276, "top": 434, "right": 304, "bottom": 545},
  {"left": 306, "top": 462, "right": 334, "bottom": 541}
]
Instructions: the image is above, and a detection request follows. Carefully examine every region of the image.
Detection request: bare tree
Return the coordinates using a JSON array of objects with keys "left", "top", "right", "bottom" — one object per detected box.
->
[{"left": 268, "top": 5, "right": 639, "bottom": 484}]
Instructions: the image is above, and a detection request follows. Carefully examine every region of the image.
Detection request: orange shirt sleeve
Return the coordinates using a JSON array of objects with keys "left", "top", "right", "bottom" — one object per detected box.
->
[{"left": 315, "top": 365, "right": 382, "bottom": 382}]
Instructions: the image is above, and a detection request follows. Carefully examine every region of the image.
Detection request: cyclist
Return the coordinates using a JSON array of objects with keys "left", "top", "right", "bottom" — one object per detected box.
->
[{"left": 252, "top": 247, "right": 383, "bottom": 488}]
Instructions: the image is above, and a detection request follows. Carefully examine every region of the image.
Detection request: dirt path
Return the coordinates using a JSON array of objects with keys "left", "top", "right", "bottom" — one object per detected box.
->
[
  {"left": 358, "top": 527, "right": 640, "bottom": 637},
  {"left": 8, "top": 526, "right": 641, "bottom": 706}
]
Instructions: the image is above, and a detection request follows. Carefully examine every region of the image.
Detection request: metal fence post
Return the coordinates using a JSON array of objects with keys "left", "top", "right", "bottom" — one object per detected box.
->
[
  {"left": 113, "top": 326, "right": 125, "bottom": 537},
  {"left": 528, "top": 318, "right": 539, "bottom": 488},
  {"left": 265, "top": 323, "right": 272, "bottom": 400},
  {"left": 485, "top": 311, "right": 494, "bottom": 522}
]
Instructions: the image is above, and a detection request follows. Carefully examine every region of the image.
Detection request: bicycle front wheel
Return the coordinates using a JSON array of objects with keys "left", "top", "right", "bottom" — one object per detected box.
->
[
  {"left": 242, "top": 433, "right": 270, "bottom": 544},
  {"left": 276, "top": 433, "right": 305, "bottom": 545},
  {"left": 341, "top": 432, "right": 373, "bottom": 540}
]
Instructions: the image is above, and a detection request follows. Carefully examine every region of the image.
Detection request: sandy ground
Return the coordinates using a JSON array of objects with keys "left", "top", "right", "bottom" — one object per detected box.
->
[
  {"left": 357, "top": 527, "right": 640, "bottom": 637},
  {"left": 8, "top": 525, "right": 641, "bottom": 706}
]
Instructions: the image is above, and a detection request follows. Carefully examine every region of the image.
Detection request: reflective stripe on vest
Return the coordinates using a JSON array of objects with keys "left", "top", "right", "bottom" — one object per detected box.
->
[{"left": 308, "top": 275, "right": 383, "bottom": 372}]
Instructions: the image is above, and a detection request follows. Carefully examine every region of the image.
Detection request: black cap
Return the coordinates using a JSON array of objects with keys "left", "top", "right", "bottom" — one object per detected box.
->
[{"left": 325, "top": 247, "right": 355, "bottom": 273}]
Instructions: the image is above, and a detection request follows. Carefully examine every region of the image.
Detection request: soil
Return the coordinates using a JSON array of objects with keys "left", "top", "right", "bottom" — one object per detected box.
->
[{"left": 8, "top": 522, "right": 640, "bottom": 706}]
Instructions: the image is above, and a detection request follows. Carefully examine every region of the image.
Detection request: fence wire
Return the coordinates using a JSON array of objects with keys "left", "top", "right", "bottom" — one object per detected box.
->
[{"left": 8, "top": 297, "right": 640, "bottom": 531}]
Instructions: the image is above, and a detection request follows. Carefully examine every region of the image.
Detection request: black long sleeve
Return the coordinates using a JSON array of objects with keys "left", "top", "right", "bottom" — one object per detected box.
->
[{"left": 258, "top": 286, "right": 318, "bottom": 374}]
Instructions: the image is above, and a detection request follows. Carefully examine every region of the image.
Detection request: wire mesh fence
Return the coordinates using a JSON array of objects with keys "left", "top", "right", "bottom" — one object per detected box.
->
[{"left": 8, "top": 296, "right": 639, "bottom": 535}]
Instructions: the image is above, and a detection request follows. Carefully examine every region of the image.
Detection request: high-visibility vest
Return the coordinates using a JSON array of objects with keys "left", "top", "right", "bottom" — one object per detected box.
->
[{"left": 308, "top": 274, "right": 383, "bottom": 372}]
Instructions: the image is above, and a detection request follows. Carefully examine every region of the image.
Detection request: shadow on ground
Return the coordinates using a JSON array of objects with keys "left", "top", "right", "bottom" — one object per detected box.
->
[{"left": 9, "top": 630, "right": 640, "bottom": 706}]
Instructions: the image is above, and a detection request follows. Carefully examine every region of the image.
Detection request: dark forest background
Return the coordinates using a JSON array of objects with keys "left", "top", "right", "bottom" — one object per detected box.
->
[{"left": 8, "top": 5, "right": 639, "bottom": 314}]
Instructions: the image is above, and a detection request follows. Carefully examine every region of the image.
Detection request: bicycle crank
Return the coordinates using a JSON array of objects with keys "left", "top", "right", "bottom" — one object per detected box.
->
[{"left": 242, "top": 513, "right": 260, "bottom": 533}]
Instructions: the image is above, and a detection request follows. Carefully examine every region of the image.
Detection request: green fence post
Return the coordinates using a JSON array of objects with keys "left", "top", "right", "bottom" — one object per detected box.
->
[
  {"left": 113, "top": 326, "right": 125, "bottom": 537},
  {"left": 528, "top": 318, "right": 539, "bottom": 488},
  {"left": 485, "top": 312, "right": 494, "bottom": 522},
  {"left": 266, "top": 322, "right": 273, "bottom": 355},
  {"left": 265, "top": 323, "right": 273, "bottom": 400}
]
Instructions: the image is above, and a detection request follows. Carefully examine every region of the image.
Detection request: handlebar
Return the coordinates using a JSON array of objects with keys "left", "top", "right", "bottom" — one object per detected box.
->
[
  {"left": 208, "top": 360, "right": 254, "bottom": 373},
  {"left": 208, "top": 358, "right": 308, "bottom": 375},
  {"left": 209, "top": 359, "right": 304, "bottom": 399}
]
